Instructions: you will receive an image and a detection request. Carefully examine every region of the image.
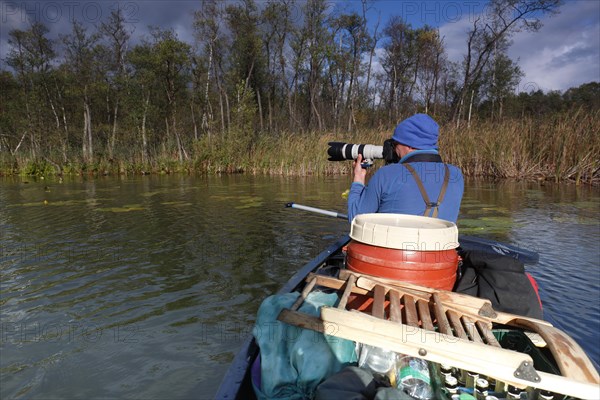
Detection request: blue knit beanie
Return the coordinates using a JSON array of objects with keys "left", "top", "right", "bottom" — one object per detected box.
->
[{"left": 392, "top": 114, "right": 439, "bottom": 150}]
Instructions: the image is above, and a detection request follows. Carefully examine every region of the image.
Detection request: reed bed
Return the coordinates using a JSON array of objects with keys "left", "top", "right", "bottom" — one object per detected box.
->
[
  {"left": 442, "top": 110, "right": 599, "bottom": 185},
  {"left": 3, "top": 110, "right": 598, "bottom": 185},
  {"left": 194, "top": 109, "right": 599, "bottom": 185}
]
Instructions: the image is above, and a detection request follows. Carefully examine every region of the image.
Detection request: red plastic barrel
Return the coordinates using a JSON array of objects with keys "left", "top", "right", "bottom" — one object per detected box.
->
[{"left": 346, "top": 240, "right": 459, "bottom": 290}]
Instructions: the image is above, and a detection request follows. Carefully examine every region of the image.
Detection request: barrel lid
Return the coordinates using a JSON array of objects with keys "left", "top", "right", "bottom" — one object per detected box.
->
[{"left": 350, "top": 213, "right": 459, "bottom": 250}]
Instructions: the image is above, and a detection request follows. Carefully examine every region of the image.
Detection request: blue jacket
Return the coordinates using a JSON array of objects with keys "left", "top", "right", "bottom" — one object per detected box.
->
[{"left": 347, "top": 150, "right": 464, "bottom": 223}]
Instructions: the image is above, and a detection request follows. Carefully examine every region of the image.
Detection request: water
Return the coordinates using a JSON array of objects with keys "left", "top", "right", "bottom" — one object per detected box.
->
[{"left": 1, "top": 175, "right": 598, "bottom": 399}]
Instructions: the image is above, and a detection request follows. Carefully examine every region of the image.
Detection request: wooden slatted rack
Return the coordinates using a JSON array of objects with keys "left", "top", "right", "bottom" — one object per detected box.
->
[{"left": 278, "top": 270, "right": 600, "bottom": 399}]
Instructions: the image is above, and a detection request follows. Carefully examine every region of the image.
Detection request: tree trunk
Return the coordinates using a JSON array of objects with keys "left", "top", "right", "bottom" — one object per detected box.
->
[
  {"left": 219, "top": 90, "right": 225, "bottom": 134},
  {"left": 190, "top": 103, "right": 198, "bottom": 140},
  {"left": 467, "top": 89, "right": 474, "bottom": 128},
  {"left": 141, "top": 94, "right": 149, "bottom": 164},
  {"left": 110, "top": 100, "right": 119, "bottom": 159},
  {"left": 43, "top": 82, "right": 61, "bottom": 130},
  {"left": 173, "top": 114, "right": 184, "bottom": 162},
  {"left": 82, "top": 106, "right": 87, "bottom": 162},
  {"left": 454, "top": 20, "right": 477, "bottom": 124},
  {"left": 310, "top": 83, "right": 323, "bottom": 131},
  {"left": 256, "top": 89, "right": 264, "bottom": 131},
  {"left": 84, "top": 100, "right": 93, "bottom": 163},
  {"left": 456, "top": 95, "right": 464, "bottom": 129},
  {"left": 432, "top": 52, "right": 440, "bottom": 116},
  {"left": 83, "top": 104, "right": 90, "bottom": 163},
  {"left": 12, "top": 132, "right": 28, "bottom": 156},
  {"left": 54, "top": 79, "right": 69, "bottom": 163},
  {"left": 203, "top": 41, "right": 214, "bottom": 136},
  {"left": 171, "top": 100, "right": 188, "bottom": 162},
  {"left": 267, "top": 91, "right": 273, "bottom": 133},
  {"left": 224, "top": 89, "right": 231, "bottom": 133},
  {"left": 389, "top": 67, "right": 397, "bottom": 123},
  {"left": 216, "top": 61, "right": 231, "bottom": 133},
  {"left": 22, "top": 90, "right": 36, "bottom": 160}
]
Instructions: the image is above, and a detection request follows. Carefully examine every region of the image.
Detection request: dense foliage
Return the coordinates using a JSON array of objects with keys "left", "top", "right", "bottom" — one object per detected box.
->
[{"left": 1, "top": 0, "right": 597, "bottom": 183}]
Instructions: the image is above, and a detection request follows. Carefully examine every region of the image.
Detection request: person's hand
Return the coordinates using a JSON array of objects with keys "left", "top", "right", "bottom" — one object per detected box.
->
[{"left": 352, "top": 154, "right": 367, "bottom": 185}]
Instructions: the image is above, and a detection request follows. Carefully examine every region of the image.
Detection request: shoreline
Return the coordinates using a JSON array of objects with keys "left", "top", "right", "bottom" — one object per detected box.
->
[
  {"left": 1, "top": 112, "right": 598, "bottom": 186},
  {"left": 1, "top": 166, "right": 597, "bottom": 187}
]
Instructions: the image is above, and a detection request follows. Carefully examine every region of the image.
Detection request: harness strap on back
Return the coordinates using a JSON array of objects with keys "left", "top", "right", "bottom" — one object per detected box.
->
[{"left": 403, "top": 163, "right": 450, "bottom": 218}]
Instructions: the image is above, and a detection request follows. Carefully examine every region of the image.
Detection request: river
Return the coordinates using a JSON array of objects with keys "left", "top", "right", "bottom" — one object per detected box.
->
[{"left": 0, "top": 175, "right": 598, "bottom": 399}]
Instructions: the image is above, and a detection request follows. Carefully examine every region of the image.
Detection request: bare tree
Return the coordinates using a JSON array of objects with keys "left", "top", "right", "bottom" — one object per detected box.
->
[
  {"left": 150, "top": 28, "right": 192, "bottom": 162},
  {"left": 299, "top": 0, "right": 331, "bottom": 131},
  {"left": 62, "top": 21, "right": 101, "bottom": 164},
  {"left": 6, "top": 23, "right": 58, "bottom": 160},
  {"left": 194, "top": 0, "right": 230, "bottom": 135},
  {"left": 99, "top": 9, "right": 131, "bottom": 159},
  {"left": 261, "top": 0, "right": 295, "bottom": 132},
  {"left": 380, "top": 16, "right": 418, "bottom": 122},
  {"left": 415, "top": 27, "right": 445, "bottom": 114},
  {"left": 454, "top": 0, "right": 562, "bottom": 124}
]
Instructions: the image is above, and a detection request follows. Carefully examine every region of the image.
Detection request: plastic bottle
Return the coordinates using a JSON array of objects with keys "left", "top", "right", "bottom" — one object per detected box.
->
[
  {"left": 395, "top": 356, "right": 434, "bottom": 400},
  {"left": 440, "top": 364, "right": 454, "bottom": 381},
  {"left": 487, "top": 376, "right": 504, "bottom": 393},
  {"left": 538, "top": 390, "right": 554, "bottom": 399},
  {"left": 526, "top": 386, "right": 539, "bottom": 400},
  {"left": 358, "top": 344, "right": 397, "bottom": 375},
  {"left": 507, "top": 384, "right": 525, "bottom": 399},
  {"left": 484, "top": 375, "right": 499, "bottom": 393},
  {"left": 454, "top": 368, "right": 466, "bottom": 387},
  {"left": 444, "top": 374, "right": 459, "bottom": 394},
  {"left": 466, "top": 371, "right": 479, "bottom": 390},
  {"left": 475, "top": 377, "right": 489, "bottom": 400}
]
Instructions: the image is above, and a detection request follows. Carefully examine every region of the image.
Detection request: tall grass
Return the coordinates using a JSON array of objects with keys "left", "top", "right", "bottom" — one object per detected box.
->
[
  {"left": 193, "top": 109, "right": 599, "bottom": 184},
  {"left": 191, "top": 128, "right": 387, "bottom": 176},
  {"left": 442, "top": 109, "right": 599, "bottom": 184},
  {"left": 2, "top": 110, "right": 598, "bottom": 185}
]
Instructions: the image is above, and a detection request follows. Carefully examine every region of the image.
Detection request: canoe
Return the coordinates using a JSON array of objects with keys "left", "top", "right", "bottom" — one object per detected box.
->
[{"left": 214, "top": 234, "right": 599, "bottom": 400}]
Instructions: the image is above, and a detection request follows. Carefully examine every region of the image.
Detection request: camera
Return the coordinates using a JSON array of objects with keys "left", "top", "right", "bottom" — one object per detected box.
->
[{"left": 327, "top": 140, "right": 399, "bottom": 164}]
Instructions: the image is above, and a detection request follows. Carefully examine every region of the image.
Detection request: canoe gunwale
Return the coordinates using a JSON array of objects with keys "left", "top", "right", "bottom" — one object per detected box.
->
[
  {"left": 278, "top": 270, "right": 599, "bottom": 399},
  {"left": 213, "top": 235, "right": 351, "bottom": 400},
  {"left": 214, "top": 234, "right": 598, "bottom": 400}
]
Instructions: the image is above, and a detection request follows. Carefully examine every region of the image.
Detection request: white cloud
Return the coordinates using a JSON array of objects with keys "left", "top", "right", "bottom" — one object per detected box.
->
[
  {"left": 0, "top": 1, "right": 199, "bottom": 65},
  {"left": 438, "top": 14, "right": 472, "bottom": 66},
  {"left": 438, "top": 0, "right": 600, "bottom": 92},
  {"left": 508, "top": 1, "right": 600, "bottom": 92}
]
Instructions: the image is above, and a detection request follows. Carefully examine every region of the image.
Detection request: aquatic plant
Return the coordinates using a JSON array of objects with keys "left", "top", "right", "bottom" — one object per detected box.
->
[{"left": 1, "top": 110, "right": 598, "bottom": 185}]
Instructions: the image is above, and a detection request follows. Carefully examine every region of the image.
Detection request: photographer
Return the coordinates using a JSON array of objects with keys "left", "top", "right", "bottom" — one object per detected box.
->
[{"left": 347, "top": 114, "right": 464, "bottom": 223}]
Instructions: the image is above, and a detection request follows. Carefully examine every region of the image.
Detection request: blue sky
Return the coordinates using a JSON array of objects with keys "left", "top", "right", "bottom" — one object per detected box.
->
[{"left": 1, "top": 0, "right": 598, "bottom": 92}]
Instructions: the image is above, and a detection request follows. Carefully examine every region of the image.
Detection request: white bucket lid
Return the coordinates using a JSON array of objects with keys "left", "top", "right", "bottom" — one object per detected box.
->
[{"left": 350, "top": 213, "right": 459, "bottom": 251}]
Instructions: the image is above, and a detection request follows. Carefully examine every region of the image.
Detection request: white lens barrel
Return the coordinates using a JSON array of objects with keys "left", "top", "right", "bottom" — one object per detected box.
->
[
  {"left": 362, "top": 144, "right": 384, "bottom": 160},
  {"left": 342, "top": 143, "right": 384, "bottom": 160}
]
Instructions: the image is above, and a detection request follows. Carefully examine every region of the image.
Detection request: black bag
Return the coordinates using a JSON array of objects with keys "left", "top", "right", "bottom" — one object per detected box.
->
[
  {"left": 315, "top": 366, "right": 414, "bottom": 400},
  {"left": 455, "top": 250, "right": 543, "bottom": 320}
]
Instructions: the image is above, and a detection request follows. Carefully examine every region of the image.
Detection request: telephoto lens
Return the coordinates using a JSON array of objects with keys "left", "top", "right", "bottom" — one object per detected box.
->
[{"left": 327, "top": 142, "right": 384, "bottom": 162}]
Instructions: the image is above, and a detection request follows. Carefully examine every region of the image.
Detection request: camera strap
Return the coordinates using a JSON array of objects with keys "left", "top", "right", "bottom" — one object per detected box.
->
[
  {"left": 403, "top": 162, "right": 450, "bottom": 219},
  {"left": 400, "top": 153, "right": 443, "bottom": 163}
]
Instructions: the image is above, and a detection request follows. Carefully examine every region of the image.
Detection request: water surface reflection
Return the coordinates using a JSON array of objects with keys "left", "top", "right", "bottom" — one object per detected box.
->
[{"left": 0, "top": 176, "right": 597, "bottom": 398}]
